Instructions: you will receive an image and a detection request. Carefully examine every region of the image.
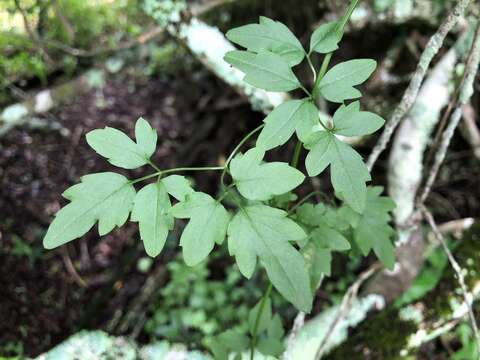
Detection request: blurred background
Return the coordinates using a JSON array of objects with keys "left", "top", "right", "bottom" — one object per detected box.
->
[{"left": 1, "top": 0, "right": 480, "bottom": 359}]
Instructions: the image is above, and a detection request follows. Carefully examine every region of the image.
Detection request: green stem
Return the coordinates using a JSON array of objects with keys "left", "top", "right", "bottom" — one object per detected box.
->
[
  {"left": 311, "top": 0, "right": 361, "bottom": 99},
  {"left": 130, "top": 166, "right": 223, "bottom": 185},
  {"left": 306, "top": 54, "right": 317, "bottom": 83},
  {"left": 147, "top": 159, "right": 162, "bottom": 172},
  {"left": 291, "top": 140, "right": 303, "bottom": 168},
  {"left": 220, "top": 124, "right": 265, "bottom": 187},
  {"left": 288, "top": 191, "right": 324, "bottom": 214},
  {"left": 161, "top": 166, "right": 224, "bottom": 175},
  {"left": 250, "top": 283, "right": 273, "bottom": 360}
]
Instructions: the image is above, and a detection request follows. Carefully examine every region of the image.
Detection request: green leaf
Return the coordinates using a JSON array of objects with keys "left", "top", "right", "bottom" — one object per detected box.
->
[
  {"left": 342, "top": 187, "right": 396, "bottom": 269},
  {"left": 226, "top": 16, "right": 305, "bottom": 66},
  {"left": 217, "top": 329, "right": 250, "bottom": 352},
  {"left": 318, "top": 59, "right": 377, "bottom": 103},
  {"left": 248, "top": 297, "right": 272, "bottom": 335},
  {"left": 135, "top": 117, "right": 157, "bottom": 158},
  {"left": 310, "top": 21, "right": 341, "bottom": 54},
  {"left": 333, "top": 101, "right": 385, "bottom": 136},
  {"left": 305, "top": 131, "right": 371, "bottom": 212},
  {"left": 257, "top": 337, "right": 284, "bottom": 357},
  {"left": 303, "top": 242, "right": 332, "bottom": 287},
  {"left": 230, "top": 147, "right": 305, "bottom": 201},
  {"left": 227, "top": 205, "right": 312, "bottom": 312},
  {"left": 86, "top": 118, "right": 157, "bottom": 169},
  {"left": 311, "top": 223, "right": 351, "bottom": 251},
  {"left": 295, "top": 203, "right": 326, "bottom": 226},
  {"left": 267, "top": 314, "right": 285, "bottom": 339},
  {"left": 161, "top": 175, "right": 194, "bottom": 201},
  {"left": 43, "top": 172, "right": 135, "bottom": 249},
  {"left": 131, "top": 181, "right": 173, "bottom": 257},
  {"left": 257, "top": 99, "right": 318, "bottom": 150},
  {"left": 171, "top": 192, "right": 230, "bottom": 266},
  {"left": 224, "top": 50, "right": 301, "bottom": 92}
]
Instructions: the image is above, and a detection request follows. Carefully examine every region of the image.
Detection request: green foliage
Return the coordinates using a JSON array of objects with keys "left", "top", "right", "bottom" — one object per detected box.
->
[
  {"left": 43, "top": 5, "right": 397, "bottom": 356},
  {"left": 309, "top": 21, "right": 341, "bottom": 54},
  {"left": 340, "top": 186, "right": 396, "bottom": 269},
  {"left": 228, "top": 205, "right": 311, "bottom": 312},
  {"left": 318, "top": 59, "right": 377, "bottom": 103},
  {"left": 43, "top": 172, "right": 135, "bottom": 249},
  {"left": 86, "top": 118, "right": 157, "bottom": 169},
  {"left": 226, "top": 16, "right": 304, "bottom": 66},
  {"left": 172, "top": 192, "right": 230, "bottom": 266},
  {"left": 224, "top": 50, "right": 301, "bottom": 91},
  {"left": 230, "top": 147, "right": 305, "bottom": 201}
]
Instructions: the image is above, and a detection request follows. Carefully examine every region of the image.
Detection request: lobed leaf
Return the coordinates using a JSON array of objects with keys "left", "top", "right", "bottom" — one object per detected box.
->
[
  {"left": 310, "top": 21, "right": 341, "bottom": 54},
  {"left": 224, "top": 50, "right": 301, "bottom": 92},
  {"left": 43, "top": 172, "right": 135, "bottom": 249},
  {"left": 227, "top": 204, "right": 312, "bottom": 312},
  {"left": 131, "top": 181, "right": 173, "bottom": 257},
  {"left": 318, "top": 59, "right": 376, "bottom": 103},
  {"left": 256, "top": 99, "right": 318, "bottom": 150},
  {"left": 161, "top": 175, "right": 194, "bottom": 201},
  {"left": 340, "top": 186, "right": 396, "bottom": 269},
  {"left": 171, "top": 192, "right": 230, "bottom": 266},
  {"left": 230, "top": 147, "right": 305, "bottom": 201},
  {"left": 332, "top": 101, "right": 385, "bottom": 137},
  {"left": 305, "top": 131, "right": 370, "bottom": 213},
  {"left": 86, "top": 117, "right": 157, "bottom": 169},
  {"left": 226, "top": 16, "right": 305, "bottom": 66}
]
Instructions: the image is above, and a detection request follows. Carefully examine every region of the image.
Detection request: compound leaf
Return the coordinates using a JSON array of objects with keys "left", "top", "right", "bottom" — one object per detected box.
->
[
  {"left": 333, "top": 101, "right": 385, "bottom": 137},
  {"left": 86, "top": 118, "right": 157, "bottom": 169},
  {"left": 226, "top": 16, "right": 304, "bottom": 66},
  {"left": 305, "top": 132, "right": 370, "bottom": 213},
  {"left": 171, "top": 192, "right": 230, "bottom": 266},
  {"left": 44, "top": 172, "right": 135, "bottom": 249},
  {"left": 231, "top": 147, "right": 305, "bottom": 201},
  {"left": 318, "top": 59, "right": 376, "bottom": 103},
  {"left": 310, "top": 21, "right": 341, "bottom": 54},
  {"left": 227, "top": 204, "right": 312, "bottom": 312},
  {"left": 257, "top": 99, "right": 318, "bottom": 150},
  {"left": 224, "top": 50, "right": 301, "bottom": 92},
  {"left": 131, "top": 181, "right": 173, "bottom": 257}
]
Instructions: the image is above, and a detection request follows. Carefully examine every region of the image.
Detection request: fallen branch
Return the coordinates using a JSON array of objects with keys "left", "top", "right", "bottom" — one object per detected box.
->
[{"left": 367, "top": 0, "right": 471, "bottom": 171}]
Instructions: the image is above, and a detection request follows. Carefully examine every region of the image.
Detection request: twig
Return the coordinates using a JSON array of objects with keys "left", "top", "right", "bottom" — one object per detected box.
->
[
  {"left": 61, "top": 246, "right": 87, "bottom": 288},
  {"left": 461, "top": 102, "right": 480, "bottom": 159},
  {"left": 419, "top": 22, "right": 480, "bottom": 205},
  {"left": 420, "top": 205, "right": 480, "bottom": 355},
  {"left": 314, "top": 263, "right": 381, "bottom": 359},
  {"left": 366, "top": 0, "right": 471, "bottom": 171},
  {"left": 13, "top": 0, "right": 53, "bottom": 64}
]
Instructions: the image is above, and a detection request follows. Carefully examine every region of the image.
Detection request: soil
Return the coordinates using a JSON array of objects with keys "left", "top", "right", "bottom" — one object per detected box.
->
[{"left": 0, "top": 65, "right": 260, "bottom": 356}]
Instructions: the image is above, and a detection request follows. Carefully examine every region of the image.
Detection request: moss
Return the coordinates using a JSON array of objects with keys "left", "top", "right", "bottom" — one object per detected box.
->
[
  {"left": 422, "top": 223, "right": 480, "bottom": 322},
  {"left": 327, "top": 308, "right": 417, "bottom": 360}
]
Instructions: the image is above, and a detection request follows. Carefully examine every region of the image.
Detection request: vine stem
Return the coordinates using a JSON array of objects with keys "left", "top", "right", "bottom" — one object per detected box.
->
[
  {"left": 220, "top": 124, "right": 265, "bottom": 187},
  {"left": 288, "top": 191, "right": 324, "bottom": 214},
  {"left": 130, "top": 166, "right": 223, "bottom": 185},
  {"left": 250, "top": 283, "right": 273, "bottom": 360},
  {"left": 311, "top": 0, "right": 360, "bottom": 99}
]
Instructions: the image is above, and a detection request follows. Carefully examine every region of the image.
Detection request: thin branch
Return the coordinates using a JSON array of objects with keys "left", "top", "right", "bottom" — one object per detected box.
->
[
  {"left": 314, "top": 263, "right": 381, "bottom": 359},
  {"left": 419, "top": 22, "right": 480, "bottom": 204},
  {"left": 420, "top": 205, "right": 480, "bottom": 354},
  {"left": 366, "top": 0, "right": 471, "bottom": 171},
  {"left": 13, "top": 0, "right": 53, "bottom": 64}
]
